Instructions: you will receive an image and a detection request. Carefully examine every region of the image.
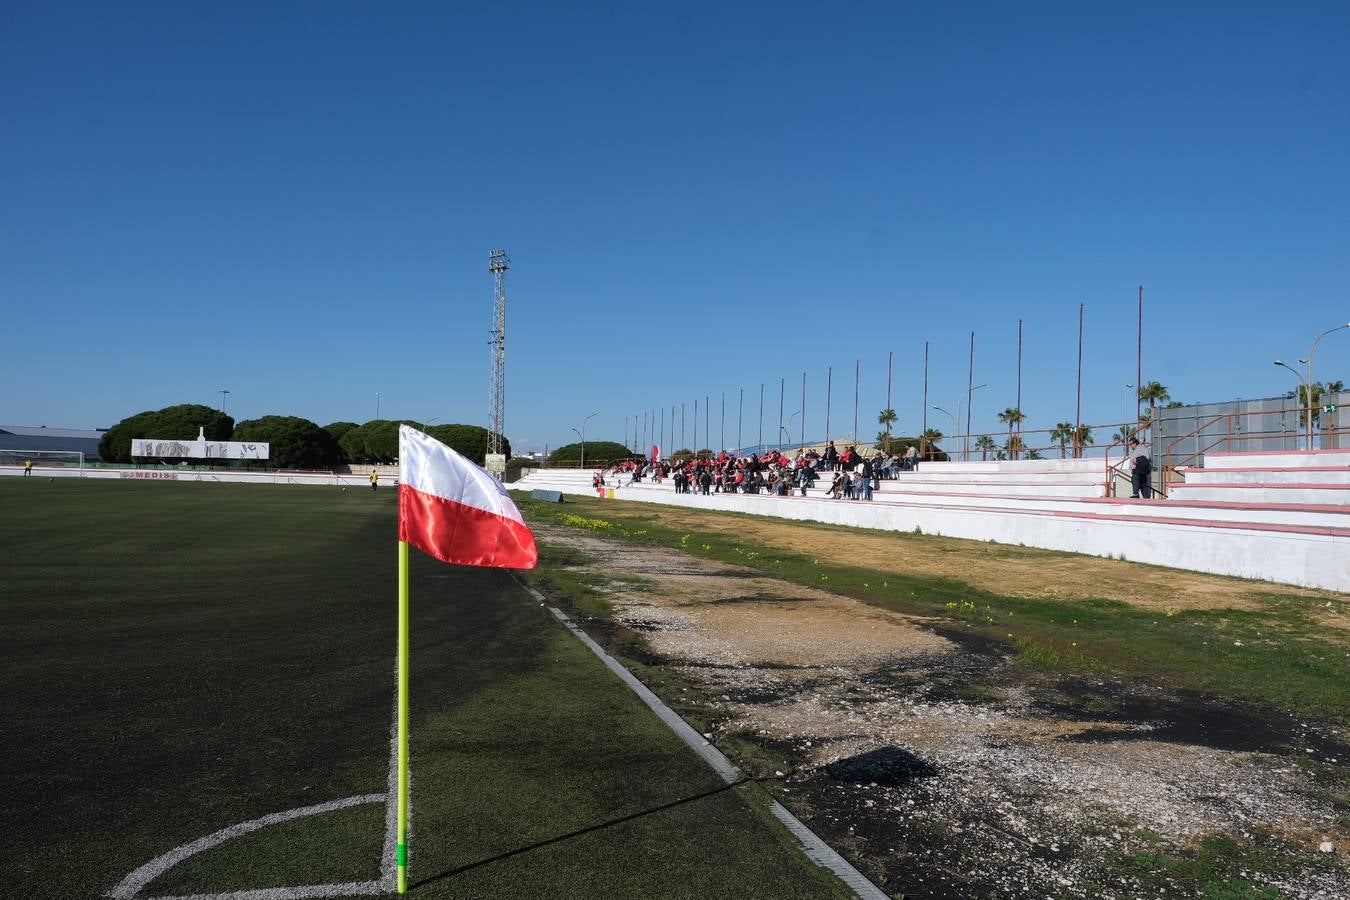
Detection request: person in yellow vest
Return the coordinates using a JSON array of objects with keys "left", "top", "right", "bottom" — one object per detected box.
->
[
  {"left": 370, "top": 469, "right": 379, "bottom": 492},
  {"left": 24, "top": 458, "right": 33, "bottom": 477}
]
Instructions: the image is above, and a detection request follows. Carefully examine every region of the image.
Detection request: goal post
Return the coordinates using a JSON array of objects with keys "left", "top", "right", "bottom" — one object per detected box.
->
[{"left": 0, "top": 449, "right": 85, "bottom": 476}]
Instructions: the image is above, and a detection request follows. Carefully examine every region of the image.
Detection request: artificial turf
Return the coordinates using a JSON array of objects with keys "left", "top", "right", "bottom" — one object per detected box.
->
[{"left": 0, "top": 479, "right": 849, "bottom": 899}]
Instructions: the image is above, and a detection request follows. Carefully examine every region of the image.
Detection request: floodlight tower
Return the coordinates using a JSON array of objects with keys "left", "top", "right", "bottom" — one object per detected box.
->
[{"left": 487, "top": 249, "right": 510, "bottom": 457}]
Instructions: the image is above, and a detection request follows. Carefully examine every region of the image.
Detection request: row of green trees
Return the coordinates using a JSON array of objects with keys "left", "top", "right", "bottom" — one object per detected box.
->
[{"left": 98, "top": 404, "right": 509, "bottom": 468}]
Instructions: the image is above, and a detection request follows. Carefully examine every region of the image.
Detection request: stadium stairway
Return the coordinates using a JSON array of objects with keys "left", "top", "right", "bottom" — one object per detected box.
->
[
  {"left": 515, "top": 456, "right": 1350, "bottom": 592},
  {"left": 1170, "top": 449, "right": 1350, "bottom": 506}
]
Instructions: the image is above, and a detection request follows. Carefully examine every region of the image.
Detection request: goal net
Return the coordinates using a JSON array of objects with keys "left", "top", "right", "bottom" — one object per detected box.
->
[{"left": 0, "top": 449, "right": 85, "bottom": 474}]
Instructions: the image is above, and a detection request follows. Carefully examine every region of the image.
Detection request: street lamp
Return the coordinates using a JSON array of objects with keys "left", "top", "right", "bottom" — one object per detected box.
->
[
  {"left": 1274, "top": 361, "right": 1309, "bottom": 451},
  {"left": 932, "top": 405, "right": 957, "bottom": 457},
  {"left": 1125, "top": 384, "right": 1136, "bottom": 440},
  {"left": 781, "top": 412, "right": 801, "bottom": 450},
  {"left": 1305, "top": 322, "right": 1349, "bottom": 449},
  {"left": 571, "top": 412, "right": 598, "bottom": 469},
  {"left": 958, "top": 383, "right": 987, "bottom": 461},
  {"left": 219, "top": 389, "right": 230, "bottom": 415}
]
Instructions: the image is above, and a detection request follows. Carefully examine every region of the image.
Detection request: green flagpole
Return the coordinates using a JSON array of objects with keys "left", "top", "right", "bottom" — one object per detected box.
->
[{"left": 397, "top": 539, "right": 410, "bottom": 893}]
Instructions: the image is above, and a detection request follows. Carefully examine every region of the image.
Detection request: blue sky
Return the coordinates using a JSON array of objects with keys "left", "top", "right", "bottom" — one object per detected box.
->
[{"left": 3, "top": 2, "right": 1348, "bottom": 453}]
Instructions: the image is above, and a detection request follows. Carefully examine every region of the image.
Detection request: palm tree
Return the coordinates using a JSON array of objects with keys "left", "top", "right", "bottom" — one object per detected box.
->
[
  {"left": 1026, "top": 448, "right": 1044, "bottom": 460},
  {"left": 1051, "top": 422, "right": 1074, "bottom": 459},
  {"left": 1137, "top": 382, "right": 1169, "bottom": 434},
  {"left": 975, "top": 435, "right": 997, "bottom": 461},
  {"left": 921, "top": 428, "right": 944, "bottom": 459},
  {"left": 1072, "top": 425, "right": 1094, "bottom": 455},
  {"left": 1165, "top": 400, "right": 1184, "bottom": 409},
  {"left": 1328, "top": 380, "right": 1345, "bottom": 393},
  {"left": 1115, "top": 425, "right": 1135, "bottom": 445},
  {"left": 996, "top": 407, "right": 1026, "bottom": 459},
  {"left": 877, "top": 408, "right": 897, "bottom": 453},
  {"left": 1003, "top": 435, "right": 1025, "bottom": 458}
]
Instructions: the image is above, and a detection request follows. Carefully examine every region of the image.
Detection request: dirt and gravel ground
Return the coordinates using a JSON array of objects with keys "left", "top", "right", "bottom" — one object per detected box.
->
[{"left": 533, "top": 521, "right": 1349, "bottom": 899}]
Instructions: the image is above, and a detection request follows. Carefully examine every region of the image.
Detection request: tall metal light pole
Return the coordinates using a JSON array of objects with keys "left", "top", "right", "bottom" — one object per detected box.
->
[
  {"left": 720, "top": 392, "right": 725, "bottom": 452},
  {"left": 853, "top": 359, "right": 860, "bottom": 444},
  {"left": 694, "top": 398, "right": 699, "bottom": 453},
  {"left": 219, "top": 389, "right": 229, "bottom": 415},
  {"left": 1274, "top": 361, "right": 1309, "bottom": 451},
  {"left": 737, "top": 389, "right": 743, "bottom": 455},
  {"left": 1015, "top": 319, "right": 1023, "bottom": 458},
  {"left": 1136, "top": 286, "right": 1143, "bottom": 432},
  {"left": 572, "top": 412, "right": 598, "bottom": 470},
  {"left": 487, "top": 249, "right": 510, "bottom": 458},
  {"left": 777, "top": 378, "right": 784, "bottom": 450},
  {"left": 922, "top": 342, "right": 929, "bottom": 458},
  {"left": 885, "top": 351, "right": 893, "bottom": 453},
  {"left": 1075, "top": 304, "right": 1084, "bottom": 458},
  {"left": 1306, "top": 322, "right": 1350, "bottom": 449},
  {"left": 800, "top": 371, "right": 807, "bottom": 446},
  {"left": 376, "top": 392, "right": 381, "bottom": 420},
  {"left": 825, "top": 366, "right": 833, "bottom": 444},
  {"left": 758, "top": 383, "right": 764, "bottom": 451},
  {"left": 965, "top": 332, "right": 975, "bottom": 461}
]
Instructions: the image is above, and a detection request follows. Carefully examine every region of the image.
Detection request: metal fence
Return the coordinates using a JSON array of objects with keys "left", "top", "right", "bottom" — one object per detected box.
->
[{"left": 1157, "top": 392, "right": 1348, "bottom": 471}]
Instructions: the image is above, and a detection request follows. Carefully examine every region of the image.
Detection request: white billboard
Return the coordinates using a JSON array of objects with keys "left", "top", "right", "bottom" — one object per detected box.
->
[{"left": 132, "top": 438, "right": 270, "bottom": 460}]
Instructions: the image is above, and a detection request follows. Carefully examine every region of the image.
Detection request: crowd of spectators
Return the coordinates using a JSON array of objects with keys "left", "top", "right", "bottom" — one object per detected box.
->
[{"left": 594, "top": 439, "right": 923, "bottom": 501}]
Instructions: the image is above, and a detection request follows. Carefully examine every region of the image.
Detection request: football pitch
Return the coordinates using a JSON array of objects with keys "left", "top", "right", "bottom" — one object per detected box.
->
[{"left": 0, "top": 479, "right": 851, "bottom": 899}]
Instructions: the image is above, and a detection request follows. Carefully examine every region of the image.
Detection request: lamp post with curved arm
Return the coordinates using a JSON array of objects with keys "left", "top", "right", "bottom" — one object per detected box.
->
[
  {"left": 1275, "top": 361, "right": 1309, "bottom": 451},
  {"left": 571, "top": 412, "right": 598, "bottom": 469},
  {"left": 780, "top": 412, "right": 801, "bottom": 451},
  {"left": 1306, "top": 323, "right": 1349, "bottom": 449},
  {"left": 932, "top": 405, "right": 958, "bottom": 457},
  {"left": 957, "top": 383, "right": 987, "bottom": 461}
]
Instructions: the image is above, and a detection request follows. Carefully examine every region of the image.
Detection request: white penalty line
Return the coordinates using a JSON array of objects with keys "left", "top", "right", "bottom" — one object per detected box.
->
[
  {"left": 109, "top": 664, "right": 407, "bottom": 899},
  {"left": 519, "top": 579, "right": 889, "bottom": 900}
]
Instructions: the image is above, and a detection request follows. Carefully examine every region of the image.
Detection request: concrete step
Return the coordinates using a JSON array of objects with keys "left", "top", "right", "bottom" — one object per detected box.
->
[
  {"left": 914, "top": 458, "right": 1107, "bottom": 475},
  {"left": 1184, "top": 467, "right": 1350, "bottom": 485},
  {"left": 1169, "top": 483, "right": 1350, "bottom": 505},
  {"left": 881, "top": 472, "right": 1105, "bottom": 485},
  {"left": 1202, "top": 449, "right": 1350, "bottom": 469}
]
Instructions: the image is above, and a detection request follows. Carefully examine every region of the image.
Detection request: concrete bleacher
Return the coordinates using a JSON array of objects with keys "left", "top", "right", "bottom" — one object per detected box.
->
[
  {"left": 517, "top": 452, "right": 1350, "bottom": 593},
  {"left": 1171, "top": 449, "right": 1350, "bottom": 506}
]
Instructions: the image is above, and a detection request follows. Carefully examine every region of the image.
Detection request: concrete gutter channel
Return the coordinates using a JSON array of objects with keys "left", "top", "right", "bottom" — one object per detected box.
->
[{"left": 519, "top": 581, "right": 889, "bottom": 900}]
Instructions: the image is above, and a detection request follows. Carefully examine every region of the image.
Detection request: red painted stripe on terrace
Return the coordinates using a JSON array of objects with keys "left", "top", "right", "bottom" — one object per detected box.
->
[
  {"left": 1170, "top": 482, "right": 1350, "bottom": 491},
  {"left": 1205, "top": 448, "right": 1350, "bottom": 457},
  {"left": 1186, "top": 465, "right": 1350, "bottom": 473}
]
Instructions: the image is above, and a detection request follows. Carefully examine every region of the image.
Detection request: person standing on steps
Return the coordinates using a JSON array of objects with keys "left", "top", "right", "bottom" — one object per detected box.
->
[{"left": 1127, "top": 437, "right": 1152, "bottom": 499}]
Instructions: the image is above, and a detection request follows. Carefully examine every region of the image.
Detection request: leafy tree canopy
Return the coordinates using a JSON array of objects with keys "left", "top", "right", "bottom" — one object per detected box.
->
[
  {"left": 232, "top": 416, "right": 340, "bottom": 469},
  {"left": 549, "top": 441, "right": 637, "bottom": 464},
  {"left": 422, "top": 424, "right": 510, "bottom": 465},
  {"left": 99, "top": 404, "right": 234, "bottom": 462},
  {"left": 323, "top": 421, "right": 360, "bottom": 456}
]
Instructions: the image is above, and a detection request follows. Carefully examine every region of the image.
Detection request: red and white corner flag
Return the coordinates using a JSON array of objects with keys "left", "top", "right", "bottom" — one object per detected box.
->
[{"left": 397, "top": 424, "right": 537, "bottom": 569}]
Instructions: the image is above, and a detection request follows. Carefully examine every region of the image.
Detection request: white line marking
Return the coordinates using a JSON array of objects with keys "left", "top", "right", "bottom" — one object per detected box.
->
[
  {"left": 521, "top": 580, "right": 889, "bottom": 900},
  {"left": 133, "top": 879, "right": 386, "bottom": 900},
  {"left": 380, "top": 662, "right": 407, "bottom": 891},
  {"left": 107, "top": 795, "right": 385, "bottom": 899},
  {"left": 112, "top": 660, "right": 411, "bottom": 898}
]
